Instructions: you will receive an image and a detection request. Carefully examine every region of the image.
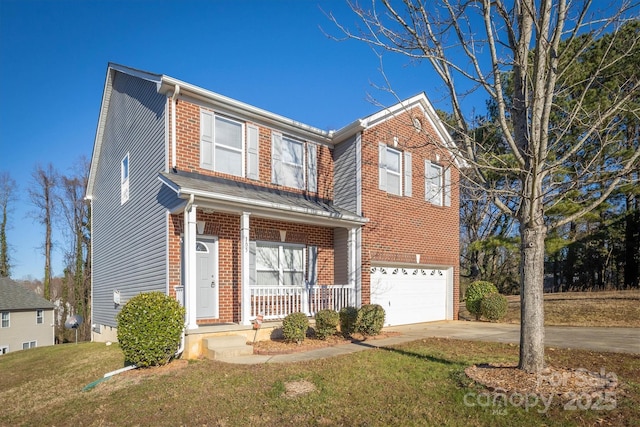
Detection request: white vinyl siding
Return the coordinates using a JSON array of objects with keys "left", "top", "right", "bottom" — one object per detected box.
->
[
  {"left": 271, "top": 132, "right": 317, "bottom": 192},
  {"left": 378, "top": 144, "right": 402, "bottom": 196},
  {"left": 200, "top": 110, "right": 244, "bottom": 177}
]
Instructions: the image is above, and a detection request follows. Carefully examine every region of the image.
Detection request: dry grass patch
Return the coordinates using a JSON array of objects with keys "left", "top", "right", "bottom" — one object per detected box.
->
[{"left": 461, "top": 290, "right": 640, "bottom": 327}]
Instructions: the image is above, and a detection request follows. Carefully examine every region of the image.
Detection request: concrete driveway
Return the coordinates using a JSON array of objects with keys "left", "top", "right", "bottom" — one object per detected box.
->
[
  {"left": 221, "top": 320, "right": 639, "bottom": 364},
  {"left": 386, "top": 321, "right": 640, "bottom": 354}
]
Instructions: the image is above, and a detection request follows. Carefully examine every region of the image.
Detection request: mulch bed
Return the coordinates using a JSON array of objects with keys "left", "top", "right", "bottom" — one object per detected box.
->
[{"left": 251, "top": 331, "right": 400, "bottom": 355}]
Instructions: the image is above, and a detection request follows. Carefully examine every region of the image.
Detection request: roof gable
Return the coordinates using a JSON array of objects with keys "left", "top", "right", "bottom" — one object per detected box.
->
[{"left": 0, "top": 278, "right": 55, "bottom": 311}]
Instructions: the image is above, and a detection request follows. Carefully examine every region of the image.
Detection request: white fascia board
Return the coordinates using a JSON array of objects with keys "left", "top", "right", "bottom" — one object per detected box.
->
[
  {"left": 330, "top": 119, "right": 366, "bottom": 145},
  {"left": 157, "top": 76, "right": 333, "bottom": 145},
  {"left": 87, "top": 67, "right": 114, "bottom": 198}
]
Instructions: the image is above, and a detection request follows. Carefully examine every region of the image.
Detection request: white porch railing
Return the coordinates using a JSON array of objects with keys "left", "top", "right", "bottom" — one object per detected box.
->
[{"left": 251, "top": 284, "right": 355, "bottom": 320}]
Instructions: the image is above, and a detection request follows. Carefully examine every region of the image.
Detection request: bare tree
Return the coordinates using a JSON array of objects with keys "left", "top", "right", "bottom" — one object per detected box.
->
[
  {"left": 58, "top": 157, "right": 91, "bottom": 341},
  {"left": 29, "top": 163, "right": 58, "bottom": 300},
  {"left": 329, "top": 1, "right": 640, "bottom": 373},
  {"left": 0, "top": 172, "right": 17, "bottom": 278}
]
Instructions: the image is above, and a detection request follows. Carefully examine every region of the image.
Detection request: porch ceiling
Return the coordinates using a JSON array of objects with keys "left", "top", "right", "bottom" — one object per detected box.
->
[{"left": 158, "top": 170, "right": 367, "bottom": 227}]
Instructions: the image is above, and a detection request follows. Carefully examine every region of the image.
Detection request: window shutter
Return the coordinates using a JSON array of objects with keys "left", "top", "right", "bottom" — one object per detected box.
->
[
  {"left": 307, "top": 245, "right": 318, "bottom": 286},
  {"left": 247, "top": 125, "right": 259, "bottom": 180},
  {"left": 404, "top": 151, "right": 412, "bottom": 197},
  {"left": 307, "top": 143, "right": 317, "bottom": 193},
  {"left": 424, "top": 159, "right": 432, "bottom": 202},
  {"left": 444, "top": 167, "right": 451, "bottom": 207},
  {"left": 200, "top": 110, "right": 214, "bottom": 169},
  {"left": 378, "top": 143, "right": 387, "bottom": 191},
  {"left": 271, "top": 131, "right": 283, "bottom": 184},
  {"left": 249, "top": 241, "right": 257, "bottom": 287}
]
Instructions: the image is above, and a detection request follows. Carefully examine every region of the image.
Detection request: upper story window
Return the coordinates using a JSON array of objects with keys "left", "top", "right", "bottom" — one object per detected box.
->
[
  {"left": 272, "top": 132, "right": 317, "bottom": 192},
  {"left": 36, "top": 310, "right": 44, "bottom": 324},
  {"left": 121, "top": 153, "right": 130, "bottom": 204},
  {"left": 1, "top": 312, "right": 9, "bottom": 328},
  {"left": 378, "top": 143, "right": 412, "bottom": 197},
  {"left": 201, "top": 110, "right": 244, "bottom": 177},
  {"left": 425, "top": 160, "right": 451, "bottom": 207}
]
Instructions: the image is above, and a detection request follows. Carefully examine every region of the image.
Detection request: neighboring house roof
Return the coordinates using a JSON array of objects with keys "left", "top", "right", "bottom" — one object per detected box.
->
[
  {"left": 159, "top": 171, "right": 368, "bottom": 227},
  {"left": 0, "top": 278, "right": 55, "bottom": 311}
]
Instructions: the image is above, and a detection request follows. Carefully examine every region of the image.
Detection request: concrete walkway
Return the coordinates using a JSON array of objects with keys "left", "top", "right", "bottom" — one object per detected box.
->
[{"left": 218, "top": 321, "right": 640, "bottom": 365}]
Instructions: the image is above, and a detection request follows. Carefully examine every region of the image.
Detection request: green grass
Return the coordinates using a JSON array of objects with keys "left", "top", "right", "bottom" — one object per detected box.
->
[{"left": 1, "top": 339, "right": 638, "bottom": 426}]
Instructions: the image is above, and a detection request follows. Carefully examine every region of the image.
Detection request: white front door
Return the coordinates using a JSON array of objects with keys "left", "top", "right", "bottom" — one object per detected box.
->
[{"left": 196, "top": 238, "right": 218, "bottom": 319}]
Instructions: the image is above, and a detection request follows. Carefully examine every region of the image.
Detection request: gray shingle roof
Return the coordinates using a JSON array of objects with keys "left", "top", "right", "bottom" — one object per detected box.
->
[
  {"left": 0, "top": 278, "right": 55, "bottom": 311},
  {"left": 159, "top": 171, "right": 367, "bottom": 225}
]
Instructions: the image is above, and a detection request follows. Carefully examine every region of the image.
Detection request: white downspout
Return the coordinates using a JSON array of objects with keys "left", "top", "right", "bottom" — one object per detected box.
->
[
  {"left": 175, "top": 194, "right": 195, "bottom": 356},
  {"left": 171, "top": 85, "right": 180, "bottom": 170}
]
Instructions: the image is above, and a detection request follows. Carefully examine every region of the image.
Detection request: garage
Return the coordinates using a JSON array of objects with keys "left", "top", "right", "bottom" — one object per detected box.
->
[{"left": 370, "top": 266, "right": 451, "bottom": 326}]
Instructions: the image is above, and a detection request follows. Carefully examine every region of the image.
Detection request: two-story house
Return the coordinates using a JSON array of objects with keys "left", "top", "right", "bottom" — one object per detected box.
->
[
  {"left": 87, "top": 64, "right": 461, "bottom": 358},
  {"left": 0, "top": 278, "right": 55, "bottom": 354}
]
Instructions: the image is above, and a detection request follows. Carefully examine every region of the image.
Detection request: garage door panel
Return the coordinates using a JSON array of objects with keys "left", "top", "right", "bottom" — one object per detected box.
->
[{"left": 371, "top": 267, "right": 447, "bottom": 326}]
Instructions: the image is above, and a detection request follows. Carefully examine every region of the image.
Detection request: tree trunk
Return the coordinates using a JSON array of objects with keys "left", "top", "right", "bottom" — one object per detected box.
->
[{"left": 519, "top": 220, "right": 547, "bottom": 373}]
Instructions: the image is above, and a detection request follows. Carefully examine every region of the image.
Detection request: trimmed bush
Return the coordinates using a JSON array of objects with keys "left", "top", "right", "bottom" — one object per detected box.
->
[
  {"left": 116, "top": 291, "right": 185, "bottom": 368},
  {"left": 356, "top": 304, "right": 385, "bottom": 337},
  {"left": 465, "top": 280, "right": 498, "bottom": 320},
  {"left": 314, "top": 309, "right": 339, "bottom": 340},
  {"left": 282, "top": 312, "right": 309, "bottom": 344},
  {"left": 339, "top": 306, "right": 358, "bottom": 337},
  {"left": 480, "top": 292, "right": 508, "bottom": 322}
]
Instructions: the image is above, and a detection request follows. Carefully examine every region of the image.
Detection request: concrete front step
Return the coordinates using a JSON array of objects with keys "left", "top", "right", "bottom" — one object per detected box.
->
[{"left": 203, "top": 335, "right": 254, "bottom": 360}]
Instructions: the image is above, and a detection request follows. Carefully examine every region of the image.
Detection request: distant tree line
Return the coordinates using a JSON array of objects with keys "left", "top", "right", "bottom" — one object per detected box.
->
[{"left": 0, "top": 157, "right": 91, "bottom": 343}]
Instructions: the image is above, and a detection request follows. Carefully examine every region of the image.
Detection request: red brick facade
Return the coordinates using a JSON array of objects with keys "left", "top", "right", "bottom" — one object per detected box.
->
[
  {"left": 359, "top": 107, "right": 460, "bottom": 319},
  {"left": 168, "top": 98, "right": 459, "bottom": 324}
]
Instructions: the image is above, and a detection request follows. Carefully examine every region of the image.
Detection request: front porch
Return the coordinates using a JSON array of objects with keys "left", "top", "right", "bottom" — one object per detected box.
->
[{"left": 181, "top": 283, "right": 356, "bottom": 358}]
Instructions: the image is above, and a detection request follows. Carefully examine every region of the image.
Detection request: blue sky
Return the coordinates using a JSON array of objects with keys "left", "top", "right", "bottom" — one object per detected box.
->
[{"left": 0, "top": 0, "right": 455, "bottom": 280}]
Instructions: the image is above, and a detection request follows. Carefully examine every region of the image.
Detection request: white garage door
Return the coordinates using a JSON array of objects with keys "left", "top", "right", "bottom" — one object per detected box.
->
[{"left": 370, "top": 266, "right": 448, "bottom": 326}]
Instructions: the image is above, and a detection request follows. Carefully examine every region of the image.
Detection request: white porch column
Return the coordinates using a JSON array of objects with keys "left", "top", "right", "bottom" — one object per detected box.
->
[
  {"left": 240, "top": 212, "right": 251, "bottom": 325},
  {"left": 348, "top": 227, "right": 360, "bottom": 307},
  {"left": 185, "top": 203, "right": 198, "bottom": 330}
]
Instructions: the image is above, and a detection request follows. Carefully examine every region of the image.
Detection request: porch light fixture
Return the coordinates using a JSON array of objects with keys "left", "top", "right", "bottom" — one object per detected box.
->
[{"left": 197, "top": 220, "right": 206, "bottom": 235}]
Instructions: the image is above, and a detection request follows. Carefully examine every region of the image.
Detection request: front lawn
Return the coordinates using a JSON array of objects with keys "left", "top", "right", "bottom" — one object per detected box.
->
[{"left": 1, "top": 338, "right": 638, "bottom": 426}]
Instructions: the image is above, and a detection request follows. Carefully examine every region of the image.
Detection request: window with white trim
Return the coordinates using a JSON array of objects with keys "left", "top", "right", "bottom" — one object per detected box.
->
[
  {"left": 0, "top": 346, "right": 8, "bottom": 355},
  {"left": 425, "top": 160, "right": 451, "bottom": 207},
  {"left": 22, "top": 341, "right": 36, "bottom": 350},
  {"left": 121, "top": 153, "right": 129, "bottom": 204},
  {"left": 255, "top": 242, "right": 305, "bottom": 287},
  {"left": 200, "top": 110, "right": 245, "bottom": 177},
  {"left": 271, "top": 132, "right": 318, "bottom": 191},
  {"left": 1, "top": 312, "right": 9, "bottom": 328},
  {"left": 36, "top": 310, "right": 44, "bottom": 324},
  {"left": 379, "top": 144, "right": 413, "bottom": 197}
]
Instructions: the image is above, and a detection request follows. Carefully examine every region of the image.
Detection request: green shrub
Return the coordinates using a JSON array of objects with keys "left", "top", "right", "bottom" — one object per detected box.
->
[
  {"left": 480, "top": 292, "right": 508, "bottom": 322},
  {"left": 314, "top": 309, "right": 339, "bottom": 340},
  {"left": 465, "top": 281, "right": 498, "bottom": 320},
  {"left": 116, "top": 291, "right": 185, "bottom": 368},
  {"left": 356, "top": 304, "right": 385, "bottom": 337},
  {"left": 282, "top": 312, "right": 309, "bottom": 344},
  {"left": 339, "top": 306, "right": 358, "bottom": 337}
]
